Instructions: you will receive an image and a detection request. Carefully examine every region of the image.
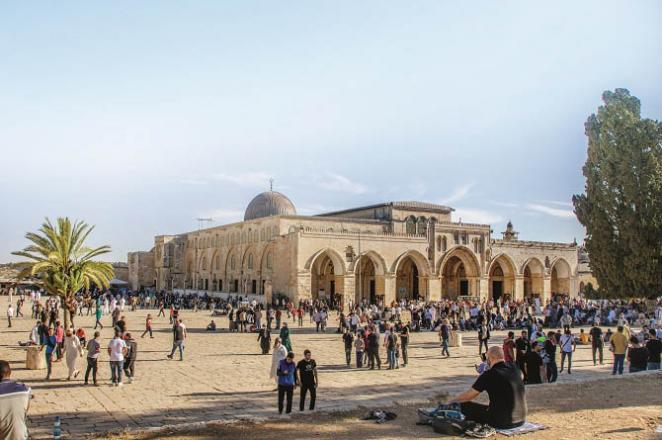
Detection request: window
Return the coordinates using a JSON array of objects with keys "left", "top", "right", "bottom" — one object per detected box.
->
[
  {"left": 436, "top": 236, "right": 442, "bottom": 251},
  {"left": 442, "top": 236, "right": 447, "bottom": 251},
  {"left": 266, "top": 252, "right": 273, "bottom": 269},
  {"left": 215, "top": 255, "right": 220, "bottom": 270},
  {"left": 230, "top": 255, "right": 236, "bottom": 270},
  {"left": 453, "top": 231, "right": 459, "bottom": 244},
  {"left": 202, "top": 257, "right": 208, "bottom": 271},
  {"left": 248, "top": 253, "right": 254, "bottom": 270},
  {"left": 406, "top": 216, "right": 416, "bottom": 235},
  {"left": 417, "top": 217, "right": 427, "bottom": 235}
]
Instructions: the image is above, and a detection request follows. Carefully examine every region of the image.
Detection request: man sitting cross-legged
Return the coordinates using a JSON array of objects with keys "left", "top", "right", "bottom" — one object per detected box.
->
[{"left": 444, "top": 346, "right": 527, "bottom": 429}]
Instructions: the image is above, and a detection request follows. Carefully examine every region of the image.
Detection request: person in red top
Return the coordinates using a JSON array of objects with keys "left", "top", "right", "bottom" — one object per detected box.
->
[
  {"left": 141, "top": 314, "right": 154, "bottom": 338},
  {"left": 502, "top": 331, "right": 516, "bottom": 364}
]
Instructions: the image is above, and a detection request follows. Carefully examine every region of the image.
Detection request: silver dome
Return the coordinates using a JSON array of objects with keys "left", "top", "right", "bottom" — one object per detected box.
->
[{"left": 244, "top": 191, "right": 297, "bottom": 221}]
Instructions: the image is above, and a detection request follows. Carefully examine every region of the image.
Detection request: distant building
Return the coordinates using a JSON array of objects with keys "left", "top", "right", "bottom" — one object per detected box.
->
[{"left": 129, "top": 191, "right": 584, "bottom": 305}]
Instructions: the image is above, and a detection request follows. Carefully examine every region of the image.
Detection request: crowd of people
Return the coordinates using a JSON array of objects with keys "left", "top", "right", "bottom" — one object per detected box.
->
[{"left": 0, "top": 285, "right": 660, "bottom": 438}]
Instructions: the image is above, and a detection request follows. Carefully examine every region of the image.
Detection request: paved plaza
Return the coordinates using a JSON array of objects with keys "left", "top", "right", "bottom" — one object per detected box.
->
[{"left": 1, "top": 307, "right": 621, "bottom": 439}]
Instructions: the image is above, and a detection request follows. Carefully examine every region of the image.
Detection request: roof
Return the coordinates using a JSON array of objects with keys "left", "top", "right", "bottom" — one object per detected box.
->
[
  {"left": 319, "top": 201, "right": 453, "bottom": 217},
  {"left": 244, "top": 191, "right": 297, "bottom": 221}
]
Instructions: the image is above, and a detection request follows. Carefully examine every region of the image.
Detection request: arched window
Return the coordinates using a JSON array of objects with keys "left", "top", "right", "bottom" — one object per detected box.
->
[
  {"left": 436, "top": 236, "right": 442, "bottom": 251},
  {"left": 215, "top": 255, "right": 220, "bottom": 270},
  {"left": 248, "top": 254, "right": 254, "bottom": 270},
  {"left": 453, "top": 231, "right": 459, "bottom": 244},
  {"left": 442, "top": 236, "right": 447, "bottom": 251},
  {"left": 267, "top": 252, "right": 273, "bottom": 270},
  {"left": 406, "top": 216, "right": 416, "bottom": 235},
  {"left": 230, "top": 255, "right": 236, "bottom": 270},
  {"left": 202, "top": 257, "right": 208, "bottom": 271},
  {"left": 417, "top": 217, "right": 427, "bottom": 235}
]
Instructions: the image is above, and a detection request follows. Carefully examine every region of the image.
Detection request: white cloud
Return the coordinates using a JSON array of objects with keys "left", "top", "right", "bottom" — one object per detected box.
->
[
  {"left": 317, "top": 173, "right": 368, "bottom": 195},
  {"left": 203, "top": 209, "right": 244, "bottom": 222},
  {"left": 526, "top": 204, "right": 575, "bottom": 218},
  {"left": 439, "top": 183, "right": 475, "bottom": 205},
  {"left": 179, "top": 178, "right": 208, "bottom": 185},
  {"left": 490, "top": 201, "right": 518, "bottom": 208},
  {"left": 452, "top": 207, "right": 503, "bottom": 225},
  {"left": 211, "top": 172, "right": 272, "bottom": 188},
  {"left": 543, "top": 200, "right": 574, "bottom": 208}
]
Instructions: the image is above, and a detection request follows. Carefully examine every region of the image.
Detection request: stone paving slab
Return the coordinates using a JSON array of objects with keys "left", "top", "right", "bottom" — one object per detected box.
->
[{"left": 0, "top": 306, "right": 618, "bottom": 439}]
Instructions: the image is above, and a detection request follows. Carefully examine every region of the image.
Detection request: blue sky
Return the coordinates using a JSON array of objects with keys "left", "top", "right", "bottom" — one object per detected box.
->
[{"left": 1, "top": 1, "right": 661, "bottom": 262}]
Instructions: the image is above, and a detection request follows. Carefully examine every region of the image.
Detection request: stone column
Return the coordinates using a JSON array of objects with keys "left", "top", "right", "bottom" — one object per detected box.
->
[
  {"left": 384, "top": 273, "right": 396, "bottom": 306},
  {"left": 428, "top": 276, "right": 441, "bottom": 302},
  {"left": 479, "top": 276, "right": 489, "bottom": 301},
  {"left": 342, "top": 274, "right": 355, "bottom": 312},
  {"left": 543, "top": 276, "right": 552, "bottom": 303},
  {"left": 514, "top": 276, "right": 524, "bottom": 301},
  {"left": 296, "top": 272, "right": 312, "bottom": 302}
]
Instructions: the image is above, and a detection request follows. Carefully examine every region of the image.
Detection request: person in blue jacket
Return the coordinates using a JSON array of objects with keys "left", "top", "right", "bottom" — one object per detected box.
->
[{"left": 277, "top": 351, "right": 296, "bottom": 414}]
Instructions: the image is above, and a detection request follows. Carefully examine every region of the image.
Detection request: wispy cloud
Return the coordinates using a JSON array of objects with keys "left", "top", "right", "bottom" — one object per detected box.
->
[
  {"left": 317, "top": 173, "right": 368, "bottom": 195},
  {"left": 526, "top": 204, "right": 575, "bottom": 218},
  {"left": 543, "top": 200, "right": 573, "bottom": 208},
  {"left": 452, "top": 207, "right": 503, "bottom": 224},
  {"left": 180, "top": 178, "right": 208, "bottom": 185},
  {"left": 490, "top": 201, "right": 519, "bottom": 208},
  {"left": 297, "top": 204, "right": 335, "bottom": 215},
  {"left": 203, "top": 209, "right": 244, "bottom": 222},
  {"left": 212, "top": 172, "right": 272, "bottom": 188},
  {"left": 439, "top": 183, "right": 475, "bottom": 205}
]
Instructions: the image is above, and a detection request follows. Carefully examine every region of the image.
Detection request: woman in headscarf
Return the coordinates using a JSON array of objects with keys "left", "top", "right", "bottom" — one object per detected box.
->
[
  {"left": 63, "top": 327, "right": 83, "bottom": 380},
  {"left": 270, "top": 338, "right": 288, "bottom": 389},
  {"left": 279, "top": 322, "right": 292, "bottom": 351}
]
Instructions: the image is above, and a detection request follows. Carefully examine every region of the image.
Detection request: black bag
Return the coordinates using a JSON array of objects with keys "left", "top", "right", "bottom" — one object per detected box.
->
[{"left": 432, "top": 417, "right": 473, "bottom": 436}]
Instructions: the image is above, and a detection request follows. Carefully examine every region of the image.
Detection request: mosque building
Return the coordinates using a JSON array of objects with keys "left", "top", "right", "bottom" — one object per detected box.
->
[{"left": 128, "top": 190, "right": 586, "bottom": 305}]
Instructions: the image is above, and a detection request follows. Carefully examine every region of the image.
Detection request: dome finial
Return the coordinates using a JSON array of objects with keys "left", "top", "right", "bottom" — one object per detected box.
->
[{"left": 269, "top": 177, "right": 274, "bottom": 191}]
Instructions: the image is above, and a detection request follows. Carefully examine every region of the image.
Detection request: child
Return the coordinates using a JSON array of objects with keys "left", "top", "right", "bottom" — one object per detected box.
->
[{"left": 475, "top": 353, "right": 489, "bottom": 375}]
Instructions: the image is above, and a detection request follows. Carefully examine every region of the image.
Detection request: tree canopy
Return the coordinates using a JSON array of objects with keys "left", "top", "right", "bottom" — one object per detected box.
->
[{"left": 573, "top": 89, "right": 662, "bottom": 298}]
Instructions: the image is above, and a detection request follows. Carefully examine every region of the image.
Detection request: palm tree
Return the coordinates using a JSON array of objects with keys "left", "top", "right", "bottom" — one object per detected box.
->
[{"left": 13, "top": 217, "right": 114, "bottom": 329}]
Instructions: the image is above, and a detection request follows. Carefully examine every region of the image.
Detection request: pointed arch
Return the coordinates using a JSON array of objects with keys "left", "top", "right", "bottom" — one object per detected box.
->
[
  {"left": 305, "top": 248, "right": 347, "bottom": 276},
  {"left": 436, "top": 245, "right": 481, "bottom": 277},
  {"left": 391, "top": 249, "right": 430, "bottom": 276},
  {"left": 348, "top": 250, "right": 387, "bottom": 276}
]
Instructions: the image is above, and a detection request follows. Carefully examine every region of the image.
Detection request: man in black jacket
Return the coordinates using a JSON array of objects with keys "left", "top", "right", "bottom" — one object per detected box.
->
[{"left": 367, "top": 327, "right": 381, "bottom": 370}]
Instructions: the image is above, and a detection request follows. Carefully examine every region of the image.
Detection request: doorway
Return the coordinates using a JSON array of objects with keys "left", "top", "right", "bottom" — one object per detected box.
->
[{"left": 492, "top": 281, "right": 503, "bottom": 302}]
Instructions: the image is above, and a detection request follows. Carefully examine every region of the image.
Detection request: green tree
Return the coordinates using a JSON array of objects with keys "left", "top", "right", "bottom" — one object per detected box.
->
[
  {"left": 573, "top": 89, "right": 662, "bottom": 298},
  {"left": 13, "top": 217, "right": 114, "bottom": 328}
]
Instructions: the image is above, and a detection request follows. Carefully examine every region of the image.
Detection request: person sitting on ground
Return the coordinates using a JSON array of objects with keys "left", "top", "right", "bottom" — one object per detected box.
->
[
  {"left": 206, "top": 320, "right": 217, "bottom": 331},
  {"left": 444, "top": 346, "right": 526, "bottom": 429}
]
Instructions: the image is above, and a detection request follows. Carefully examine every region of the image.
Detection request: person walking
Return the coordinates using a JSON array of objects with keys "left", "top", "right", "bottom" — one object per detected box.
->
[
  {"left": 399, "top": 323, "right": 410, "bottom": 367},
  {"left": 558, "top": 327, "right": 576, "bottom": 374},
  {"left": 478, "top": 321, "right": 490, "bottom": 355},
  {"left": 108, "top": 331, "right": 128, "bottom": 386},
  {"left": 515, "top": 330, "right": 530, "bottom": 381},
  {"left": 84, "top": 331, "right": 101, "bottom": 386},
  {"left": 355, "top": 333, "right": 365, "bottom": 368},
  {"left": 645, "top": 328, "right": 661, "bottom": 370},
  {"left": 94, "top": 304, "right": 103, "bottom": 330},
  {"left": 258, "top": 327, "right": 271, "bottom": 355},
  {"left": 367, "top": 327, "right": 381, "bottom": 370},
  {"left": 167, "top": 319, "right": 186, "bottom": 361},
  {"left": 141, "top": 314, "right": 153, "bottom": 338},
  {"left": 440, "top": 319, "right": 451, "bottom": 358},
  {"left": 609, "top": 325, "right": 628, "bottom": 375},
  {"left": 386, "top": 327, "right": 398, "bottom": 370},
  {"left": 296, "top": 349, "right": 318, "bottom": 412},
  {"left": 342, "top": 329, "right": 353, "bottom": 367},
  {"left": 0, "top": 360, "right": 32, "bottom": 440},
  {"left": 277, "top": 352, "right": 296, "bottom": 415},
  {"left": 63, "top": 328, "right": 83, "bottom": 380},
  {"left": 627, "top": 336, "right": 649, "bottom": 373},
  {"left": 589, "top": 324, "right": 604, "bottom": 366},
  {"left": 42, "top": 327, "right": 57, "bottom": 380},
  {"left": 270, "top": 338, "right": 288, "bottom": 388},
  {"left": 123, "top": 333, "right": 138, "bottom": 383},
  {"left": 544, "top": 331, "right": 558, "bottom": 383},
  {"left": 7, "top": 304, "right": 13, "bottom": 328},
  {"left": 279, "top": 322, "right": 292, "bottom": 352}
]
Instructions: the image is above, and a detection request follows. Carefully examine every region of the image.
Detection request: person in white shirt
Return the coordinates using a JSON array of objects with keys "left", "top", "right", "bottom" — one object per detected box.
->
[
  {"left": 7, "top": 305, "right": 14, "bottom": 328},
  {"left": 558, "top": 327, "right": 576, "bottom": 374},
  {"left": 107, "top": 331, "right": 127, "bottom": 386}
]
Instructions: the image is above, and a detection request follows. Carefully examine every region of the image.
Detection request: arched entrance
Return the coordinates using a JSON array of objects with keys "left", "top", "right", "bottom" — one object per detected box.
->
[
  {"left": 488, "top": 255, "right": 516, "bottom": 302},
  {"left": 551, "top": 258, "right": 571, "bottom": 295},
  {"left": 309, "top": 249, "right": 346, "bottom": 303},
  {"left": 396, "top": 257, "right": 420, "bottom": 301},
  {"left": 522, "top": 258, "right": 544, "bottom": 298},
  {"left": 355, "top": 256, "right": 376, "bottom": 304},
  {"left": 439, "top": 247, "right": 481, "bottom": 299}
]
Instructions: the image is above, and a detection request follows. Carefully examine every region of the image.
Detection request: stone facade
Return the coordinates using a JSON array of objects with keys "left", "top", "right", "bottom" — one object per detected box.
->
[
  {"left": 129, "top": 193, "right": 588, "bottom": 305},
  {"left": 127, "top": 251, "right": 155, "bottom": 291}
]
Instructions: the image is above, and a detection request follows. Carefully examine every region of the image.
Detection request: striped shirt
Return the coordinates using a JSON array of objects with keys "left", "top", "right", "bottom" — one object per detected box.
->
[{"left": 0, "top": 379, "right": 31, "bottom": 440}]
